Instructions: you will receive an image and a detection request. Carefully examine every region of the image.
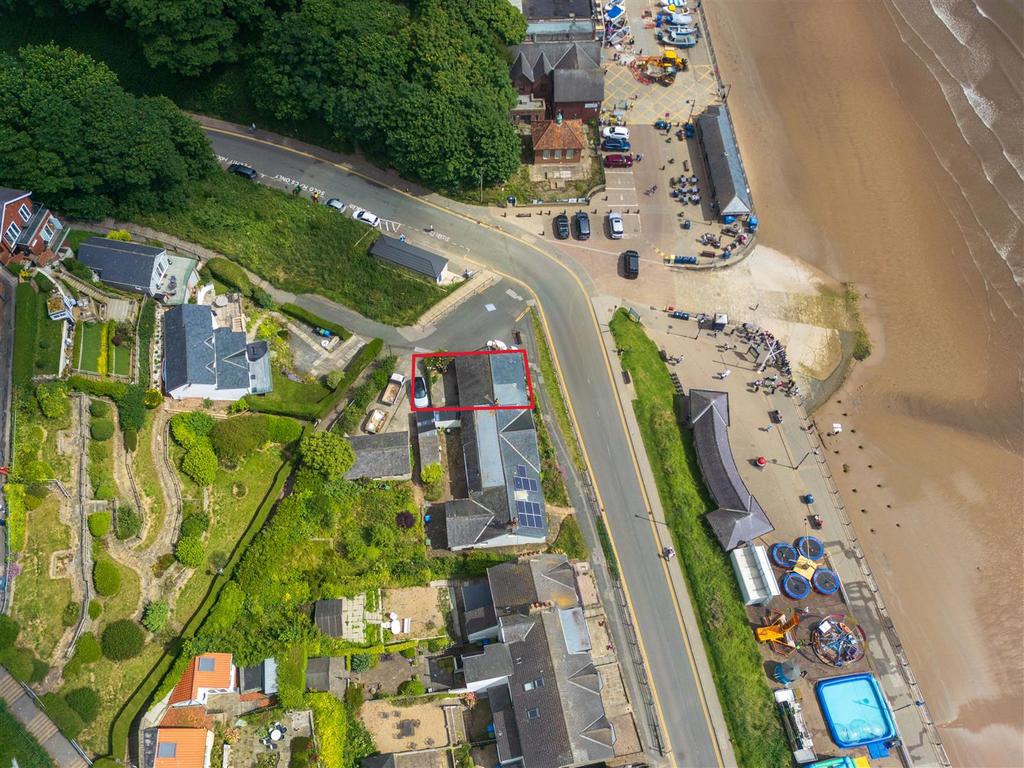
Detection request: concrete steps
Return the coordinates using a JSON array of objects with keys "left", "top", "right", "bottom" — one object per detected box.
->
[
  {"left": 26, "top": 712, "right": 58, "bottom": 743},
  {"left": 0, "top": 671, "right": 23, "bottom": 701}
]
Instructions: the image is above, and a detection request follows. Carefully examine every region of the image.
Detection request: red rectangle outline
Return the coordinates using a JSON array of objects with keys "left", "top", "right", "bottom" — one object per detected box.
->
[{"left": 410, "top": 348, "right": 535, "bottom": 412}]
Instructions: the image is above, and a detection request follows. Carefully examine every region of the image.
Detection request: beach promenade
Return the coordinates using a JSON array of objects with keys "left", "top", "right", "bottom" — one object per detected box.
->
[{"left": 602, "top": 298, "right": 949, "bottom": 767}]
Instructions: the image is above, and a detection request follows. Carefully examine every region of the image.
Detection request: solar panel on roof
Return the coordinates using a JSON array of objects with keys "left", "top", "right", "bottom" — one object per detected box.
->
[
  {"left": 516, "top": 464, "right": 527, "bottom": 476},
  {"left": 527, "top": 478, "right": 538, "bottom": 492},
  {"left": 513, "top": 477, "right": 524, "bottom": 491}
]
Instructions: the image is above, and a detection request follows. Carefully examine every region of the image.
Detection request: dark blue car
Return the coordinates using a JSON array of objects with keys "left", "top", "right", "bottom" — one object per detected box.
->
[{"left": 601, "top": 137, "right": 631, "bottom": 152}]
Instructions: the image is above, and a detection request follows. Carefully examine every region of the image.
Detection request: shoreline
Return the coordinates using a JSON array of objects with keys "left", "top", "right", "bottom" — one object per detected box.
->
[{"left": 702, "top": 0, "right": 1024, "bottom": 764}]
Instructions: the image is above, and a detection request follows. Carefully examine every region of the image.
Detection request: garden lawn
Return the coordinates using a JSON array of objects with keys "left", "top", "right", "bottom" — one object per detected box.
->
[
  {"left": 172, "top": 447, "right": 289, "bottom": 624},
  {"left": 609, "top": 309, "right": 788, "bottom": 768},
  {"left": 0, "top": 699, "right": 53, "bottom": 768},
  {"left": 67, "top": 545, "right": 145, "bottom": 754},
  {"left": 265, "top": 367, "right": 332, "bottom": 410},
  {"left": 12, "top": 283, "right": 39, "bottom": 386},
  {"left": 111, "top": 342, "right": 131, "bottom": 376},
  {"left": 9, "top": 497, "right": 73, "bottom": 660},
  {"left": 135, "top": 414, "right": 167, "bottom": 550},
  {"left": 137, "top": 172, "right": 450, "bottom": 326},
  {"left": 77, "top": 323, "right": 104, "bottom": 374},
  {"left": 35, "top": 303, "right": 64, "bottom": 376}
]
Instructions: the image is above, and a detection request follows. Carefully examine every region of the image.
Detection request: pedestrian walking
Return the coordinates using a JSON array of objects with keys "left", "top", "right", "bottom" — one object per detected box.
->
[{"left": 249, "top": 123, "right": 256, "bottom": 133}]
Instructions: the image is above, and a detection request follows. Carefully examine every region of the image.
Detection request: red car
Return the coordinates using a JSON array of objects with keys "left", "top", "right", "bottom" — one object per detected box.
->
[{"left": 603, "top": 153, "right": 634, "bottom": 168}]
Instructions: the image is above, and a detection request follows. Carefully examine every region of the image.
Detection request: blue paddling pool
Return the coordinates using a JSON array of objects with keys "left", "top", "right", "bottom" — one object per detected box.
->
[{"left": 817, "top": 673, "right": 896, "bottom": 753}]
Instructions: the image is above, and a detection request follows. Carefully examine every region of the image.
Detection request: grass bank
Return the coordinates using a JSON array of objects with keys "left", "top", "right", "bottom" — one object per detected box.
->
[
  {"left": 136, "top": 172, "right": 448, "bottom": 326},
  {"left": 0, "top": 699, "right": 53, "bottom": 768},
  {"left": 609, "top": 309, "right": 788, "bottom": 768},
  {"left": 530, "top": 310, "right": 584, "bottom": 471}
]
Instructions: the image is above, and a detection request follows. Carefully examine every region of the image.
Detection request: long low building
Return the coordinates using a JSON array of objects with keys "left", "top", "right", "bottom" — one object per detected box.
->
[
  {"left": 688, "top": 389, "right": 773, "bottom": 550},
  {"left": 369, "top": 236, "right": 449, "bottom": 284},
  {"left": 696, "top": 105, "right": 753, "bottom": 218}
]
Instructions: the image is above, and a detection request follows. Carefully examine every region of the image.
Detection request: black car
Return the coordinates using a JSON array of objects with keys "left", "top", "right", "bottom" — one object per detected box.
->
[
  {"left": 228, "top": 163, "right": 258, "bottom": 180},
  {"left": 554, "top": 214, "right": 570, "bottom": 239},
  {"left": 573, "top": 211, "right": 591, "bottom": 240},
  {"left": 623, "top": 249, "right": 639, "bottom": 279}
]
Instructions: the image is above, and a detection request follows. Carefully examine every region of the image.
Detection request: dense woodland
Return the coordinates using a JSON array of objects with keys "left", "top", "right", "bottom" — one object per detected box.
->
[{"left": 0, "top": 0, "right": 526, "bottom": 202}]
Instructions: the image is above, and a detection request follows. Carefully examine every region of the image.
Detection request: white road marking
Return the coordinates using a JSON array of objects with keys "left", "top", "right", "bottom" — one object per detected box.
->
[
  {"left": 505, "top": 288, "right": 524, "bottom": 301},
  {"left": 380, "top": 219, "right": 402, "bottom": 233},
  {"left": 485, "top": 303, "right": 497, "bottom": 312}
]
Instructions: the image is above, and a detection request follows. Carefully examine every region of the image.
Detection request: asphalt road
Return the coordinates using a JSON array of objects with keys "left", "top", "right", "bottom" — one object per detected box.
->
[{"left": 207, "top": 130, "right": 728, "bottom": 767}]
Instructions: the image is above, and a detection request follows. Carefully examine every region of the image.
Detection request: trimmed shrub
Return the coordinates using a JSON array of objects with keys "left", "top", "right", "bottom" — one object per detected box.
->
[
  {"left": 89, "top": 400, "right": 110, "bottom": 418},
  {"left": 326, "top": 369, "right": 345, "bottom": 389},
  {"left": 299, "top": 432, "right": 354, "bottom": 479},
  {"left": 267, "top": 415, "right": 303, "bottom": 444},
  {"left": 209, "top": 414, "right": 269, "bottom": 464},
  {"left": 65, "top": 687, "right": 101, "bottom": 723},
  {"left": 420, "top": 462, "right": 443, "bottom": 501},
  {"left": 397, "top": 678, "right": 426, "bottom": 697},
  {"left": 180, "top": 512, "right": 209, "bottom": 539},
  {"left": 101, "top": 620, "right": 145, "bottom": 660},
  {"left": 40, "top": 692, "right": 83, "bottom": 739},
  {"left": 107, "top": 229, "right": 132, "bottom": 242},
  {"left": 181, "top": 443, "right": 218, "bottom": 485},
  {"left": 65, "top": 258, "right": 96, "bottom": 282},
  {"left": 88, "top": 600, "right": 103, "bottom": 620},
  {"left": 205, "top": 257, "right": 254, "bottom": 295},
  {"left": 142, "top": 601, "right": 169, "bottom": 633},
  {"left": 93, "top": 558, "right": 121, "bottom": 596},
  {"left": 88, "top": 512, "right": 112, "bottom": 537},
  {"left": 123, "top": 428, "right": 138, "bottom": 452},
  {"left": 399, "top": 647, "right": 417, "bottom": 659},
  {"left": 0, "top": 646, "right": 33, "bottom": 682},
  {"left": 90, "top": 418, "right": 114, "bottom": 441},
  {"left": 62, "top": 602, "right": 79, "bottom": 627},
  {"left": 64, "top": 632, "right": 101, "bottom": 676},
  {"left": 279, "top": 303, "right": 349, "bottom": 340},
  {"left": 169, "top": 412, "right": 215, "bottom": 448},
  {"left": 0, "top": 616, "right": 19, "bottom": 649},
  {"left": 350, "top": 654, "right": 372, "bottom": 673},
  {"left": 35, "top": 380, "right": 69, "bottom": 419},
  {"left": 30, "top": 657, "right": 49, "bottom": 684},
  {"left": 116, "top": 504, "right": 142, "bottom": 540},
  {"left": 175, "top": 536, "right": 205, "bottom": 568},
  {"left": 143, "top": 389, "right": 162, "bottom": 408}
]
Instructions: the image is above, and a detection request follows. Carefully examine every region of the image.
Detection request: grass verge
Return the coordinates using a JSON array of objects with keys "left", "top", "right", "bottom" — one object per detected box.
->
[
  {"left": 549, "top": 515, "right": 587, "bottom": 560},
  {"left": 609, "top": 308, "right": 788, "bottom": 767},
  {"left": 137, "top": 172, "right": 449, "bottom": 326},
  {"left": 0, "top": 699, "right": 53, "bottom": 768},
  {"left": 530, "top": 309, "right": 584, "bottom": 471}
]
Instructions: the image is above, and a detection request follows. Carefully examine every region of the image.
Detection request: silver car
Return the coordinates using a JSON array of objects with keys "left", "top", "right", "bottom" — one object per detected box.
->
[
  {"left": 325, "top": 198, "right": 346, "bottom": 212},
  {"left": 608, "top": 211, "right": 624, "bottom": 239}
]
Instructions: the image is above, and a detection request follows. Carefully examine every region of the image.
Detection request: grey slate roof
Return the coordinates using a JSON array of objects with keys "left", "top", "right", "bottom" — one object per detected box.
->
[
  {"left": 305, "top": 657, "right": 345, "bottom": 696},
  {"left": 510, "top": 41, "right": 601, "bottom": 84},
  {"left": 313, "top": 599, "right": 344, "bottom": 637},
  {"left": 463, "top": 642, "right": 514, "bottom": 684},
  {"left": 462, "top": 580, "right": 498, "bottom": 639},
  {"left": 455, "top": 356, "right": 494, "bottom": 409},
  {"left": 163, "top": 304, "right": 267, "bottom": 395},
  {"left": 489, "top": 683, "right": 523, "bottom": 764},
  {"left": 696, "top": 105, "right": 752, "bottom": 216},
  {"left": 369, "top": 236, "right": 448, "bottom": 281},
  {"left": 77, "top": 237, "right": 165, "bottom": 293},
  {"left": 346, "top": 431, "right": 411, "bottom": 480},
  {"left": 553, "top": 68, "right": 605, "bottom": 103},
  {"left": 0, "top": 188, "right": 28, "bottom": 207},
  {"left": 689, "top": 390, "right": 773, "bottom": 550},
  {"left": 523, "top": 0, "right": 594, "bottom": 20}
]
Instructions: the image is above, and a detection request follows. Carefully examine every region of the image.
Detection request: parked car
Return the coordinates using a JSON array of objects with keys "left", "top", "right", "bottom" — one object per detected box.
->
[
  {"left": 623, "top": 249, "right": 639, "bottom": 279},
  {"left": 601, "top": 126, "right": 630, "bottom": 140},
  {"left": 413, "top": 376, "right": 430, "bottom": 409},
  {"left": 608, "top": 211, "right": 624, "bottom": 239},
  {"left": 325, "top": 198, "right": 346, "bottom": 212},
  {"left": 554, "top": 213, "right": 570, "bottom": 239},
  {"left": 573, "top": 211, "right": 591, "bottom": 240},
  {"left": 601, "top": 137, "right": 632, "bottom": 152},
  {"left": 353, "top": 208, "right": 380, "bottom": 227},
  {"left": 228, "top": 163, "right": 258, "bottom": 180},
  {"left": 654, "top": 119, "right": 671, "bottom": 130},
  {"left": 769, "top": 409, "right": 783, "bottom": 424},
  {"left": 604, "top": 154, "right": 634, "bottom": 169}
]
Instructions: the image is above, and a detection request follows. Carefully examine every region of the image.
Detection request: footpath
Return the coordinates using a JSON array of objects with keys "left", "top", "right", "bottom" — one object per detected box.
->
[{"left": 0, "top": 665, "right": 90, "bottom": 767}]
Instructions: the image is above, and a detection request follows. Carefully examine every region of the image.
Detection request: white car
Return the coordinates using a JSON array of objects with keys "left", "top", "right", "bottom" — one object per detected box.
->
[
  {"left": 325, "top": 198, "right": 346, "bottom": 212},
  {"left": 413, "top": 377, "right": 430, "bottom": 409},
  {"left": 353, "top": 208, "right": 380, "bottom": 227},
  {"left": 608, "top": 211, "right": 624, "bottom": 239},
  {"left": 601, "top": 126, "right": 630, "bottom": 140}
]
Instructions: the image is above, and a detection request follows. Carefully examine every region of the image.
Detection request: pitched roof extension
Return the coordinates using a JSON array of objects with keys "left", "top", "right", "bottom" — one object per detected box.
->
[
  {"left": 532, "top": 119, "right": 587, "bottom": 152},
  {"left": 168, "top": 653, "right": 233, "bottom": 705}
]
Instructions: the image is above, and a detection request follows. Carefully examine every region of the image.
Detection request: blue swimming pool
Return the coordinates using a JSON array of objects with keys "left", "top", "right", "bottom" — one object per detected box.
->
[{"left": 816, "top": 673, "right": 896, "bottom": 749}]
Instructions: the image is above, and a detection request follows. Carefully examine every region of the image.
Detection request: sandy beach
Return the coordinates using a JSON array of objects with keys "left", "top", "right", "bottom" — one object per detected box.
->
[{"left": 703, "top": 0, "right": 1024, "bottom": 764}]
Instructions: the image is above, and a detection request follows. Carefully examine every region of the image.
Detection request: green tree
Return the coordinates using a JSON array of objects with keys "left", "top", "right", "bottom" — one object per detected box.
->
[
  {"left": 209, "top": 414, "right": 269, "bottom": 464},
  {"left": 35, "top": 381, "right": 69, "bottom": 419},
  {"left": 65, "top": 687, "right": 101, "bottom": 723},
  {"left": 142, "top": 600, "right": 169, "bottom": 632},
  {"left": 116, "top": 504, "right": 142, "bottom": 539},
  {"left": 90, "top": 418, "right": 115, "bottom": 441},
  {"left": 100, "top": 619, "right": 144, "bottom": 660},
  {"left": 0, "top": 616, "right": 19, "bottom": 649},
  {"left": 299, "top": 432, "right": 354, "bottom": 479},
  {"left": 0, "top": 45, "right": 214, "bottom": 219},
  {"left": 397, "top": 677, "right": 425, "bottom": 696},
  {"left": 175, "top": 536, "right": 205, "bottom": 568},
  {"left": 181, "top": 443, "right": 218, "bottom": 485}
]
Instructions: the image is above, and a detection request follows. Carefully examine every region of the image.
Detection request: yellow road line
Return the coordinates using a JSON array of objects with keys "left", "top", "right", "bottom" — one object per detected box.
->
[{"left": 206, "top": 126, "right": 727, "bottom": 765}]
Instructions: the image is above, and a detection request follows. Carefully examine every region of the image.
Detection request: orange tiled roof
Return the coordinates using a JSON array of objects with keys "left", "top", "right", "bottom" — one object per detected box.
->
[
  {"left": 169, "top": 653, "right": 233, "bottom": 705},
  {"left": 153, "top": 727, "right": 209, "bottom": 768},
  {"left": 531, "top": 119, "right": 587, "bottom": 151},
  {"left": 159, "top": 706, "right": 213, "bottom": 730}
]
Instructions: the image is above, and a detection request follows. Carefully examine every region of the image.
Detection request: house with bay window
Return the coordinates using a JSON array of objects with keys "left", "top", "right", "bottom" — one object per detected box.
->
[{"left": 0, "top": 188, "right": 67, "bottom": 268}]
